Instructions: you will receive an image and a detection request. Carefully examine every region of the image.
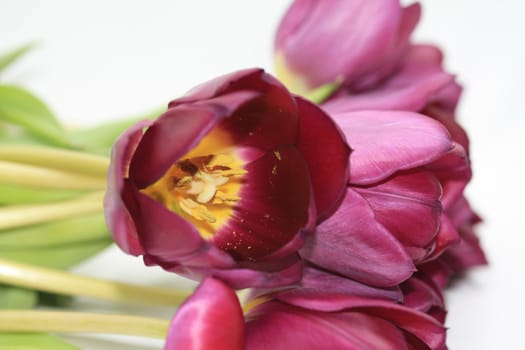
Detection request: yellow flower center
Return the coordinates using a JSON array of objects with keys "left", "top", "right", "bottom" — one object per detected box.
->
[{"left": 142, "top": 130, "right": 246, "bottom": 238}]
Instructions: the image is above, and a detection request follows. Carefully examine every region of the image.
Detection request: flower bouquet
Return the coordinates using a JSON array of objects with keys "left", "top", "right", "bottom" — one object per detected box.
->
[{"left": 0, "top": 1, "right": 486, "bottom": 349}]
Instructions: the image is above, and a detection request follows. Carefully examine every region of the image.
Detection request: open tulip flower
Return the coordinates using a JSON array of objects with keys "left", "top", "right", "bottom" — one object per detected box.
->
[
  {"left": 104, "top": 68, "right": 349, "bottom": 289},
  {"left": 165, "top": 275, "right": 446, "bottom": 350}
]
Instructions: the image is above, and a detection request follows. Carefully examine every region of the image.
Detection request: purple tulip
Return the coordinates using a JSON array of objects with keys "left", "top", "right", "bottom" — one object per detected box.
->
[
  {"left": 165, "top": 275, "right": 446, "bottom": 350},
  {"left": 104, "top": 68, "right": 349, "bottom": 289},
  {"left": 301, "top": 109, "right": 472, "bottom": 287},
  {"left": 275, "top": 0, "right": 421, "bottom": 96}
]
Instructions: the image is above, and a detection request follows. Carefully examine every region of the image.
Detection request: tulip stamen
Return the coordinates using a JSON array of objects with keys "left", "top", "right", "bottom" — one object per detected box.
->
[{"left": 143, "top": 151, "right": 246, "bottom": 236}]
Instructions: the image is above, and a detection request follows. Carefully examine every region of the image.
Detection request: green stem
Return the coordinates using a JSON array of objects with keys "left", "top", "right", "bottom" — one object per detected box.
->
[
  {"left": 0, "top": 160, "right": 106, "bottom": 190},
  {"left": 0, "top": 192, "right": 104, "bottom": 231},
  {"left": 0, "top": 258, "right": 191, "bottom": 307},
  {"left": 0, "top": 311, "right": 169, "bottom": 339},
  {"left": 0, "top": 145, "right": 110, "bottom": 177}
]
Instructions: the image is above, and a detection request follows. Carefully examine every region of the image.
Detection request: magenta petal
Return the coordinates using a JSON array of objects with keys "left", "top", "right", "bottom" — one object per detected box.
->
[
  {"left": 258, "top": 294, "right": 445, "bottom": 350},
  {"left": 402, "top": 277, "right": 445, "bottom": 322},
  {"left": 424, "top": 215, "right": 461, "bottom": 262},
  {"left": 325, "top": 45, "right": 453, "bottom": 114},
  {"left": 426, "top": 142, "right": 471, "bottom": 210},
  {"left": 271, "top": 265, "right": 403, "bottom": 302},
  {"left": 442, "top": 225, "right": 488, "bottom": 272},
  {"left": 296, "top": 96, "right": 350, "bottom": 221},
  {"left": 302, "top": 188, "right": 415, "bottom": 287},
  {"left": 424, "top": 105, "right": 469, "bottom": 154},
  {"left": 351, "top": 3, "right": 421, "bottom": 90},
  {"left": 165, "top": 277, "right": 244, "bottom": 350},
  {"left": 246, "top": 302, "right": 409, "bottom": 350},
  {"left": 104, "top": 120, "right": 152, "bottom": 255},
  {"left": 275, "top": 0, "right": 403, "bottom": 89},
  {"left": 354, "top": 171, "right": 442, "bottom": 253},
  {"left": 333, "top": 110, "right": 452, "bottom": 185}
]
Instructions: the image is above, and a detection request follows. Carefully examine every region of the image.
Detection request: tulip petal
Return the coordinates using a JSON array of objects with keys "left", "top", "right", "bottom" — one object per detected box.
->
[
  {"left": 104, "top": 120, "right": 152, "bottom": 255},
  {"left": 165, "top": 277, "right": 244, "bottom": 350},
  {"left": 174, "top": 255, "right": 303, "bottom": 290},
  {"left": 424, "top": 105, "right": 470, "bottom": 162},
  {"left": 270, "top": 265, "right": 403, "bottom": 302},
  {"left": 215, "top": 145, "right": 313, "bottom": 261},
  {"left": 442, "top": 225, "right": 488, "bottom": 272},
  {"left": 427, "top": 142, "right": 471, "bottom": 210},
  {"left": 354, "top": 171, "right": 442, "bottom": 259},
  {"left": 128, "top": 186, "right": 221, "bottom": 264},
  {"left": 351, "top": 3, "right": 422, "bottom": 91},
  {"left": 130, "top": 92, "right": 257, "bottom": 188},
  {"left": 324, "top": 45, "right": 452, "bottom": 115},
  {"left": 302, "top": 188, "right": 415, "bottom": 287},
  {"left": 275, "top": 0, "right": 403, "bottom": 89},
  {"left": 172, "top": 68, "right": 301, "bottom": 153},
  {"left": 402, "top": 277, "right": 445, "bottom": 323},
  {"left": 246, "top": 301, "right": 409, "bottom": 350},
  {"left": 295, "top": 96, "right": 350, "bottom": 221},
  {"left": 333, "top": 110, "right": 452, "bottom": 185},
  {"left": 273, "top": 293, "right": 446, "bottom": 350},
  {"left": 424, "top": 214, "right": 461, "bottom": 261}
]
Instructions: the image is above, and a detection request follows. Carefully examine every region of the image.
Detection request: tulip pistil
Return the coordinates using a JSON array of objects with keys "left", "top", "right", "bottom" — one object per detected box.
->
[{"left": 144, "top": 152, "right": 246, "bottom": 238}]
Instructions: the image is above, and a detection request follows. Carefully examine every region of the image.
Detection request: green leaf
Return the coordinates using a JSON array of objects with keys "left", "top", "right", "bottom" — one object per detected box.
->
[
  {"left": 0, "top": 239, "right": 112, "bottom": 269},
  {"left": 0, "top": 85, "right": 71, "bottom": 147},
  {"left": 37, "top": 292, "right": 72, "bottom": 308},
  {"left": 0, "top": 333, "right": 80, "bottom": 350},
  {"left": 0, "top": 214, "right": 109, "bottom": 248},
  {"left": 71, "top": 107, "right": 161, "bottom": 155},
  {"left": 0, "top": 43, "right": 35, "bottom": 75},
  {"left": 0, "top": 183, "right": 84, "bottom": 205},
  {"left": 0, "top": 285, "right": 37, "bottom": 309}
]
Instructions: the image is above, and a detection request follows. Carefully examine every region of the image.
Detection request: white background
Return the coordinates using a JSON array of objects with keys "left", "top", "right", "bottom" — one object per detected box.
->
[{"left": 1, "top": 1, "right": 524, "bottom": 349}]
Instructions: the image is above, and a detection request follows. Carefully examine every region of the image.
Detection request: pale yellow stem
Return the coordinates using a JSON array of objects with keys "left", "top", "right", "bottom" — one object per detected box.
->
[
  {"left": 0, "top": 191, "right": 104, "bottom": 230},
  {"left": 0, "top": 160, "right": 106, "bottom": 190},
  {"left": 0, "top": 311, "right": 169, "bottom": 338},
  {"left": 0, "top": 145, "right": 110, "bottom": 177},
  {"left": 0, "top": 258, "right": 191, "bottom": 307}
]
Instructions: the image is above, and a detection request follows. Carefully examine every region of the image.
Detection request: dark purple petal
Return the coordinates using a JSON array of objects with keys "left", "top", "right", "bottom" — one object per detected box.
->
[
  {"left": 130, "top": 92, "right": 257, "bottom": 188},
  {"left": 333, "top": 110, "right": 452, "bottom": 185},
  {"left": 354, "top": 171, "right": 442, "bottom": 260},
  {"left": 295, "top": 96, "right": 350, "bottom": 221},
  {"left": 302, "top": 188, "right": 415, "bottom": 287},
  {"left": 168, "top": 255, "right": 303, "bottom": 290},
  {"left": 246, "top": 301, "right": 409, "bottom": 350},
  {"left": 128, "top": 186, "right": 226, "bottom": 266},
  {"left": 441, "top": 225, "right": 488, "bottom": 273},
  {"left": 418, "top": 260, "right": 454, "bottom": 291},
  {"left": 402, "top": 277, "right": 446, "bottom": 323},
  {"left": 171, "top": 69, "right": 301, "bottom": 153},
  {"left": 104, "top": 120, "right": 152, "bottom": 255},
  {"left": 214, "top": 145, "right": 313, "bottom": 261},
  {"left": 165, "top": 277, "right": 244, "bottom": 350}
]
